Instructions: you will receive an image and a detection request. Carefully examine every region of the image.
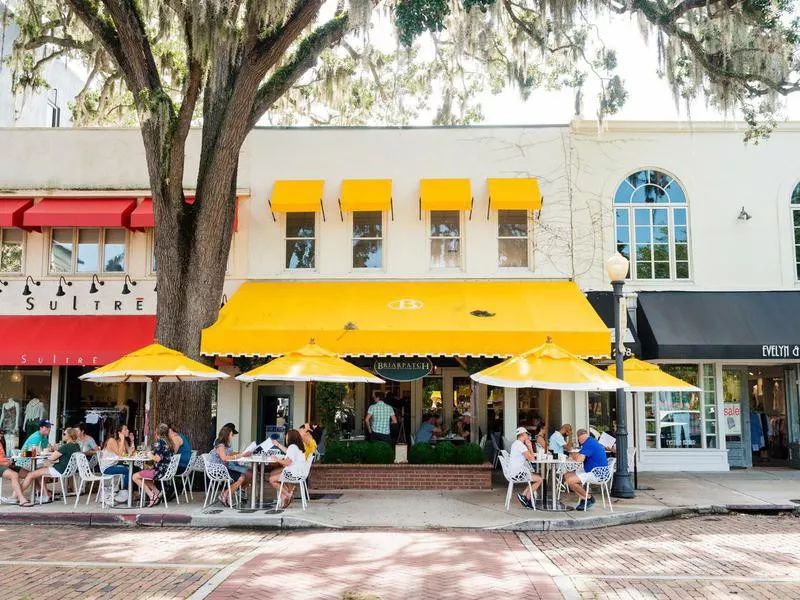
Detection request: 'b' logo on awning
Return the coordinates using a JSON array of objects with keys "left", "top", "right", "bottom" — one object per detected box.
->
[{"left": 388, "top": 299, "right": 424, "bottom": 310}]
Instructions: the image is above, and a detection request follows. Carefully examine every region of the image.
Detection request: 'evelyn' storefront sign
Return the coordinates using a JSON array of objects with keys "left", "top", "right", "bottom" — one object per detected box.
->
[
  {"left": 762, "top": 345, "right": 800, "bottom": 358},
  {"left": 374, "top": 358, "right": 433, "bottom": 382}
]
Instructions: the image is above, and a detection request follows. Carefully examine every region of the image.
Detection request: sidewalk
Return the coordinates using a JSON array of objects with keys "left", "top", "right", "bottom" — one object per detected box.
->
[{"left": 1, "top": 468, "right": 799, "bottom": 531}]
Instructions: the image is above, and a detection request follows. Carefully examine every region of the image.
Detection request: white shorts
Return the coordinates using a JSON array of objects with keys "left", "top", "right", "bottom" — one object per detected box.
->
[
  {"left": 576, "top": 472, "right": 591, "bottom": 485},
  {"left": 48, "top": 466, "right": 62, "bottom": 478}
]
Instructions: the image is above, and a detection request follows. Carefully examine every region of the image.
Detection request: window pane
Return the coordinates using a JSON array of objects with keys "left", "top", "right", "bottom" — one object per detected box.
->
[
  {"left": 793, "top": 182, "right": 800, "bottom": 204},
  {"left": 626, "top": 171, "right": 647, "bottom": 188},
  {"left": 50, "top": 229, "right": 73, "bottom": 273},
  {"left": 648, "top": 170, "right": 673, "bottom": 189},
  {"left": 498, "top": 210, "right": 527, "bottom": 237},
  {"left": 676, "top": 261, "right": 690, "bottom": 279},
  {"left": 77, "top": 229, "right": 99, "bottom": 273},
  {"left": 794, "top": 228, "right": 800, "bottom": 245},
  {"left": 665, "top": 181, "right": 687, "bottom": 204},
  {"left": 635, "top": 244, "right": 651, "bottom": 262},
  {"left": 794, "top": 210, "right": 800, "bottom": 227},
  {"left": 615, "top": 209, "right": 629, "bottom": 226},
  {"left": 652, "top": 208, "right": 668, "bottom": 226},
  {"left": 634, "top": 209, "right": 650, "bottom": 226},
  {"left": 673, "top": 208, "right": 687, "bottom": 226},
  {"left": 653, "top": 226, "right": 669, "bottom": 244},
  {"left": 0, "top": 229, "right": 23, "bottom": 272},
  {"left": 353, "top": 211, "right": 382, "bottom": 239},
  {"left": 103, "top": 229, "right": 126, "bottom": 272},
  {"left": 614, "top": 184, "right": 632, "bottom": 204},
  {"left": 653, "top": 244, "right": 669, "bottom": 261},
  {"left": 644, "top": 184, "right": 668, "bottom": 204},
  {"left": 675, "top": 243, "right": 688, "bottom": 261},
  {"left": 674, "top": 226, "right": 688, "bottom": 243},
  {"left": 286, "top": 240, "right": 315, "bottom": 269},
  {"left": 656, "top": 365, "right": 702, "bottom": 449},
  {"left": 430, "top": 211, "right": 460, "bottom": 237},
  {"left": 617, "top": 243, "right": 630, "bottom": 259},
  {"left": 654, "top": 262, "right": 670, "bottom": 279},
  {"left": 616, "top": 226, "right": 629, "bottom": 244},
  {"left": 430, "top": 238, "right": 460, "bottom": 268},
  {"left": 499, "top": 239, "right": 528, "bottom": 268},
  {"left": 286, "top": 213, "right": 315, "bottom": 238},
  {"left": 637, "top": 262, "right": 652, "bottom": 279},
  {"left": 353, "top": 239, "right": 382, "bottom": 268},
  {"left": 634, "top": 226, "right": 651, "bottom": 243}
]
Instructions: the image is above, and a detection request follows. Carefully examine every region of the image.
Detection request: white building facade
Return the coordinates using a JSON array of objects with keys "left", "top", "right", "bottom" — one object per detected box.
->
[{"left": 0, "top": 122, "right": 798, "bottom": 472}]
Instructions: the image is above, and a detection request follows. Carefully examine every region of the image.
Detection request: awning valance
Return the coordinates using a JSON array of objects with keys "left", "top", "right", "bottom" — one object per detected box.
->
[
  {"left": 340, "top": 179, "right": 392, "bottom": 212},
  {"left": 0, "top": 315, "right": 156, "bottom": 366},
  {"left": 637, "top": 291, "right": 800, "bottom": 359},
  {"left": 130, "top": 197, "right": 239, "bottom": 231},
  {"left": 487, "top": 178, "right": 542, "bottom": 211},
  {"left": 270, "top": 180, "right": 324, "bottom": 213},
  {"left": 420, "top": 179, "right": 472, "bottom": 211},
  {"left": 201, "top": 280, "right": 610, "bottom": 358},
  {"left": 0, "top": 198, "right": 34, "bottom": 228},
  {"left": 22, "top": 198, "right": 137, "bottom": 229}
]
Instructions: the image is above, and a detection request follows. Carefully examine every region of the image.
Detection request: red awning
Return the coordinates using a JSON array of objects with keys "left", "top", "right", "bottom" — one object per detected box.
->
[
  {"left": 0, "top": 315, "right": 156, "bottom": 366},
  {"left": 22, "top": 198, "right": 137, "bottom": 229},
  {"left": 130, "top": 197, "right": 238, "bottom": 231},
  {"left": 0, "top": 198, "right": 34, "bottom": 228}
]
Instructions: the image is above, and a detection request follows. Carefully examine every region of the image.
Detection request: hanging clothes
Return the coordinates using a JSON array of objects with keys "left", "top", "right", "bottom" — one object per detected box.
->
[{"left": 750, "top": 411, "right": 764, "bottom": 451}]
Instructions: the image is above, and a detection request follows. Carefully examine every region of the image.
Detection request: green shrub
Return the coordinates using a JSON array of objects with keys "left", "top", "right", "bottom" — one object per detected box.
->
[
  {"left": 408, "top": 443, "right": 437, "bottom": 464},
  {"left": 323, "top": 440, "right": 353, "bottom": 464},
  {"left": 434, "top": 441, "right": 458, "bottom": 464},
  {"left": 456, "top": 443, "right": 485, "bottom": 465},
  {"left": 348, "top": 441, "right": 370, "bottom": 464},
  {"left": 364, "top": 441, "right": 395, "bottom": 464}
]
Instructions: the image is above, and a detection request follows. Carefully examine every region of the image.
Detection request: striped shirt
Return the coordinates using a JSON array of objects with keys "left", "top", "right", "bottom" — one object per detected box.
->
[{"left": 367, "top": 401, "right": 395, "bottom": 435}]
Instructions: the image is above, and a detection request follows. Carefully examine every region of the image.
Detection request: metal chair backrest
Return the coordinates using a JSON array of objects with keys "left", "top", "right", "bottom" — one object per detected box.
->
[
  {"left": 74, "top": 452, "right": 95, "bottom": 480},
  {"left": 202, "top": 453, "right": 231, "bottom": 482},
  {"left": 160, "top": 454, "right": 181, "bottom": 481},
  {"left": 60, "top": 453, "right": 79, "bottom": 478}
]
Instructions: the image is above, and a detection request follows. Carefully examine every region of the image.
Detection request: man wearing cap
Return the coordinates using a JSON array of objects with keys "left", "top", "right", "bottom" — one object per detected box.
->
[
  {"left": 563, "top": 428, "right": 608, "bottom": 510},
  {"left": 509, "top": 426, "right": 543, "bottom": 508},
  {"left": 455, "top": 412, "right": 472, "bottom": 440},
  {"left": 17, "top": 419, "right": 53, "bottom": 478}
]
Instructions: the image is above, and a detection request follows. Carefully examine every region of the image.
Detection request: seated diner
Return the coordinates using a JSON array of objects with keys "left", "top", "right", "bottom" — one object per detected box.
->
[
  {"left": 21, "top": 427, "right": 81, "bottom": 503},
  {"left": 208, "top": 424, "right": 253, "bottom": 507},
  {"left": 268, "top": 429, "right": 306, "bottom": 509}
]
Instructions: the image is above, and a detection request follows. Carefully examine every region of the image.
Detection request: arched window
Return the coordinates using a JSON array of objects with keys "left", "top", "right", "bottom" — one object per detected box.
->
[
  {"left": 613, "top": 169, "right": 690, "bottom": 280},
  {"left": 792, "top": 182, "right": 800, "bottom": 279}
]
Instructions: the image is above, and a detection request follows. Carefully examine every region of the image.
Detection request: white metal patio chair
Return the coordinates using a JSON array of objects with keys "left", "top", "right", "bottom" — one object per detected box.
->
[
  {"left": 74, "top": 453, "right": 116, "bottom": 508},
  {"left": 498, "top": 454, "right": 536, "bottom": 511},
  {"left": 139, "top": 454, "right": 182, "bottom": 508},
  {"left": 490, "top": 433, "right": 502, "bottom": 469},
  {"left": 276, "top": 454, "right": 314, "bottom": 510},
  {"left": 202, "top": 454, "right": 238, "bottom": 509},
  {"left": 581, "top": 458, "right": 615, "bottom": 512},
  {"left": 554, "top": 458, "right": 582, "bottom": 501},
  {"left": 38, "top": 454, "right": 79, "bottom": 505},
  {"left": 176, "top": 450, "right": 198, "bottom": 503}
]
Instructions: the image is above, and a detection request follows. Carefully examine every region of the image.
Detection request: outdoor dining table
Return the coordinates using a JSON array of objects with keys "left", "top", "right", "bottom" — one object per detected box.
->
[
  {"left": 237, "top": 454, "right": 280, "bottom": 510},
  {"left": 528, "top": 454, "right": 582, "bottom": 511},
  {"left": 114, "top": 454, "right": 149, "bottom": 508}
]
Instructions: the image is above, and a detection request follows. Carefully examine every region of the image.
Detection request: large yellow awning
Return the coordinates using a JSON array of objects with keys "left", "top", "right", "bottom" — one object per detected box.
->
[
  {"left": 420, "top": 179, "right": 472, "bottom": 211},
  {"left": 488, "top": 178, "right": 542, "bottom": 211},
  {"left": 270, "top": 180, "right": 324, "bottom": 213},
  {"left": 201, "top": 281, "right": 609, "bottom": 358},
  {"left": 340, "top": 179, "right": 392, "bottom": 212}
]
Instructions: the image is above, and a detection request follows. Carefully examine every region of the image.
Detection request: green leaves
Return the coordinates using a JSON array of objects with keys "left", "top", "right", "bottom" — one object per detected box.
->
[{"left": 395, "top": 0, "right": 451, "bottom": 46}]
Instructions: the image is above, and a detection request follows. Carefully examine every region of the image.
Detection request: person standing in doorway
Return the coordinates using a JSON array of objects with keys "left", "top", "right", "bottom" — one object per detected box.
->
[{"left": 365, "top": 392, "right": 396, "bottom": 444}]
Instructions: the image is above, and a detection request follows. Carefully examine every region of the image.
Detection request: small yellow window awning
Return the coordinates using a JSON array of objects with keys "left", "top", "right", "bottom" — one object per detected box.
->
[
  {"left": 488, "top": 178, "right": 542, "bottom": 211},
  {"left": 201, "top": 280, "right": 610, "bottom": 359},
  {"left": 420, "top": 179, "right": 472, "bottom": 212},
  {"left": 340, "top": 179, "right": 392, "bottom": 213},
  {"left": 270, "top": 180, "right": 324, "bottom": 213}
]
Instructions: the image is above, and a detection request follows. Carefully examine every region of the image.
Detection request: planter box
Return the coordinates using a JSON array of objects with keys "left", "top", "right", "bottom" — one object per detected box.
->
[{"left": 310, "top": 463, "right": 493, "bottom": 490}]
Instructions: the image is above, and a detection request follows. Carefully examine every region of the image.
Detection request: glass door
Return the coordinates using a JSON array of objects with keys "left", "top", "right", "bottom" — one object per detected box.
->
[{"left": 722, "top": 367, "right": 750, "bottom": 468}]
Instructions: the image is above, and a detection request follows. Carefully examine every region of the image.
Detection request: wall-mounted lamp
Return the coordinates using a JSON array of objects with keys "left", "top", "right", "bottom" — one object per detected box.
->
[
  {"left": 121, "top": 274, "right": 137, "bottom": 295},
  {"left": 220, "top": 294, "right": 228, "bottom": 309},
  {"left": 0, "top": 279, "right": 7, "bottom": 293},
  {"left": 737, "top": 206, "right": 752, "bottom": 221},
  {"left": 56, "top": 276, "right": 73, "bottom": 297},
  {"left": 89, "top": 274, "right": 105, "bottom": 294},
  {"left": 22, "top": 276, "right": 40, "bottom": 296}
]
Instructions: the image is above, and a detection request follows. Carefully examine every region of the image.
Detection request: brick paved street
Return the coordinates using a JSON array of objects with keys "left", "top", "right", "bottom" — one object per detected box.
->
[{"left": 0, "top": 513, "right": 798, "bottom": 599}]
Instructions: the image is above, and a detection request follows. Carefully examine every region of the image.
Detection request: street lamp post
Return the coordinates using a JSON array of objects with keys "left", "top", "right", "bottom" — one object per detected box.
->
[{"left": 607, "top": 252, "right": 635, "bottom": 499}]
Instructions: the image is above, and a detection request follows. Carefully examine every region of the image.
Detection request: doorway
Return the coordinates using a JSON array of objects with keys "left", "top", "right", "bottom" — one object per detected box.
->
[
  {"left": 257, "top": 386, "right": 291, "bottom": 443},
  {"left": 747, "top": 365, "right": 790, "bottom": 467},
  {"left": 365, "top": 382, "right": 412, "bottom": 443},
  {"left": 722, "top": 367, "right": 750, "bottom": 468}
]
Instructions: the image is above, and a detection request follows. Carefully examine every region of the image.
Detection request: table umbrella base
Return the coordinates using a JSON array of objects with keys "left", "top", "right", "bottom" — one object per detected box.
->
[{"left": 532, "top": 499, "right": 574, "bottom": 512}]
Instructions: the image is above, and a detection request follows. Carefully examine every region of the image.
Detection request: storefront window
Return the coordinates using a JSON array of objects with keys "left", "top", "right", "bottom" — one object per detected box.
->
[
  {"left": 644, "top": 364, "right": 702, "bottom": 449},
  {"left": 50, "top": 228, "right": 127, "bottom": 274},
  {"left": 487, "top": 386, "right": 503, "bottom": 434},
  {"left": 422, "top": 377, "right": 443, "bottom": 416},
  {"left": 703, "top": 364, "right": 718, "bottom": 448},
  {"left": 498, "top": 209, "right": 529, "bottom": 268},
  {"left": 429, "top": 210, "right": 461, "bottom": 269},
  {"left": 518, "top": 388, "right": 545, "bottom": 428},
  {"left": 0, "top": 228, "right": 23, "bottom": 273},
  {"left": 352, "top": 211, "right": 383, "bottom": 269},
  {"left": 0, "top": 368, "right": 52, "bottom": 451},
  {"left": 589, "top": 391, "right": 615, "bottom": 435},
  {"left": 452, "top": 377, "right": 472, "bottom": 436},
  {"left": 285, "top": 212, "right": 316, "bottom": 269},
  {"left": 722, "top": 369, "right": 744, "bottom": 443}
]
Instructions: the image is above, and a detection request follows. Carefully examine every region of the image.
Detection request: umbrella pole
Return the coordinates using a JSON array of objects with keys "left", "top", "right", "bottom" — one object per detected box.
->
[{"left": 633, "top": 391, "right": 639, "bottom": 490}]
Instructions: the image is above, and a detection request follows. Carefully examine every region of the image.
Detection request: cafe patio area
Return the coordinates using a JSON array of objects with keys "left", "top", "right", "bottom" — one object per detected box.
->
[{"left": 2, "top": 468, "right": 798, "bottom": 531}]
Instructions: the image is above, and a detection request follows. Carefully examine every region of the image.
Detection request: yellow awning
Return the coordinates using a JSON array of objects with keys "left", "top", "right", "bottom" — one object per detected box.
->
[
  {"left": 201, "top": 281, "right": 610, "bottom": 358},
  {"left": 340, "top": 179, "right": 392, "bottom": 212},
  {"left": 420, "top": 179, "right": 472, "bottom": 211},
  {"left": 488, "top": 178, "right": 542, "bottom": 211},
  {"left": 270, "top": 180, "right": 324, "bottom": 213},
  {"left": 608, "top": 358, "right": 702, "bottom": 392}
]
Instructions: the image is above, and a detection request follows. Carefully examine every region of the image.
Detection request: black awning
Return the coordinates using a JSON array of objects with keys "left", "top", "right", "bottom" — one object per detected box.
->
[
  {"left": 637, "top": 291, "right": 800, "bottom": 360},
  {"left": 585, "top": 291, "right": 641, "bottom": 358}
]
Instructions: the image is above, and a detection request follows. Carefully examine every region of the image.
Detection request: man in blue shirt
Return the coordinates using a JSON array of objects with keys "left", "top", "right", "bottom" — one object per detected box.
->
[
  {"left": 414, "top": 414, "right": 442, "bottom": 444},
  {"left": 563, "top": 428, "right": 608, "bottom": 510},
  {"left": 18, "top": 419, "right": 53, "bottom": 478}
]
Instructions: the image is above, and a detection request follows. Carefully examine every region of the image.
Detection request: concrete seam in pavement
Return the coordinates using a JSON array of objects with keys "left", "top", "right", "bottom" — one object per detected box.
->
[
  {"left": 516, "top": 531, "right": 581, "bottom": 600},
  {"left": 185, "top": 532, "right": 281, "bottom": 600}
]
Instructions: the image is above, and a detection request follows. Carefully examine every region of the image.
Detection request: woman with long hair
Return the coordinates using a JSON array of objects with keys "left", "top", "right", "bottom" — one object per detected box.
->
[
  {"left": 268, "top": 429, "right": 306, "bottom": 509},
  {"left": 208, "top": 424, "right": 253, "bottom": 507},
  {"left": 132, "top": 423, "right": 174, "bottom": 507},
  {"left": 100, "top": 420, "right": 136, "bottom": 503}
]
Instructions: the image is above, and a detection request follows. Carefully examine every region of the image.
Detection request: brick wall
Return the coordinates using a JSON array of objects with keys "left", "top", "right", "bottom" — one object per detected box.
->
[{"left": 310, "top": 463, "right": 492, "bottom": 490}]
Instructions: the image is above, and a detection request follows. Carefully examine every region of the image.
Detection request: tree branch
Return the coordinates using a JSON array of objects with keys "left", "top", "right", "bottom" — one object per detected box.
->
[
  {"left": 250, "top": 0, "right": 324, "bottom": 76},
  {"left": 249, "top": 14, "right": 350, "bottom": 128},
  {"left": 23, "top": 34, "right": 94, "bottom": 52}
]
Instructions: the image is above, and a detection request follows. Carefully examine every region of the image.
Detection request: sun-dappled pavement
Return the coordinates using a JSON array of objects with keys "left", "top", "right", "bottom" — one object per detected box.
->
[{"left": 1, "top": 513, "right": 799, "bottom": 599}]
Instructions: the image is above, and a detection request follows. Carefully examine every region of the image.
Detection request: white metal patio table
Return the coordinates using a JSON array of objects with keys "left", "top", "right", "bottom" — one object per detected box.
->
[{"left": 237, "top": 455, "right": 280, "bottom": 510}]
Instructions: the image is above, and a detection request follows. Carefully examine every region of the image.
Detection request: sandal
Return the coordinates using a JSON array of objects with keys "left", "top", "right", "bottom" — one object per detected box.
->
[
  {"left": 18, "top": 500, "right": 34, "bottom": 507},
  {"left": 147, "top": 492, "right": 161, "bottom": 508},
  {"left": 218, "top": 493, "right": 231, "bottom": 508}
]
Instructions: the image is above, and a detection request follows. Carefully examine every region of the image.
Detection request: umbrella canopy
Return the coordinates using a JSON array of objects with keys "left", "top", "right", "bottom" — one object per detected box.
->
[
  {"left": 79, "top": 343, "right": 229, "bottom": 383},
  {"left": 607, "top": 358, "right": 701, "bottom": 392},
  {"left": 237, "top": 341, "right": 384, "bottom": 383},
  {"left": 470, "top": 338, "right": 628, "bottom": 391}
]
